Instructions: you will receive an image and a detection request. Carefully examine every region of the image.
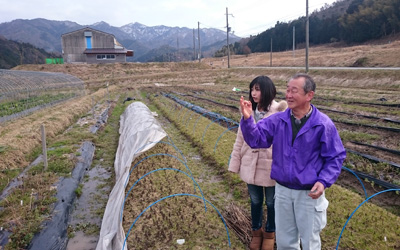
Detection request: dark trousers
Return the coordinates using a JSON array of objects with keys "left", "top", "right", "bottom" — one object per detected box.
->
[{"left": 247, "top": 184, "right": 276, "bottom": 232}]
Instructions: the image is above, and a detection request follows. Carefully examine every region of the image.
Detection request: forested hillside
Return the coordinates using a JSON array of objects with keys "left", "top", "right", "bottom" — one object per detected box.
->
[
  {"left": 0, "top": 36, "right": 60, "bottom": 69},
  {"left": 216, "top": 0, "right": 400, "bottom": 56}
]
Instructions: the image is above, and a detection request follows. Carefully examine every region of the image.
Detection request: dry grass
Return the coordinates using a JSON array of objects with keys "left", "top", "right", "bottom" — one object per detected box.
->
[
  {"left": 11, "top": 35, "right": 400, "bottom": 93},
  {"left": 223, "top": 203, "right": 252, "bottom": 246},
  {"left": 203, "top": 37, "right": 400, "bottom": 68},
  {"left": 0, "top": 86, "right": 114, "bottom": 170}
]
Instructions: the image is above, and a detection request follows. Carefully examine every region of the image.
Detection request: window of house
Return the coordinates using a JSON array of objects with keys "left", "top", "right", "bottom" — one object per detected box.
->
[{"left": 96, "top": 54, "right": 116, "bottom": 60}]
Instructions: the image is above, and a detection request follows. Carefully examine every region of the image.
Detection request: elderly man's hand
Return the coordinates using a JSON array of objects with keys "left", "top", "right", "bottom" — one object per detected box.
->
[
  {"left": 308, "top": 182, "right": 325, "bottom": 199},
  {"left": 240, "top": 96, "right": 252, "bottom": 120}
]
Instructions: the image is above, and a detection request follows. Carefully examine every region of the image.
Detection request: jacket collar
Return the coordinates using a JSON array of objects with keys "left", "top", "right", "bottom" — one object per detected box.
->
[{"left": 281, "top": 104, "right": 321, "bottom": 134}]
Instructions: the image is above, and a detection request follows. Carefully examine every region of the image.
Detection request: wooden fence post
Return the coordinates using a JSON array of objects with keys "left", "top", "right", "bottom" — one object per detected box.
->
[
  {"left": 92, "top": 96, "right": 94, "bottom": 119},
  {"left": 107, "top": 82, "right": 110, "bottom": 103},
  {"left": 41, "top": 124, "right": 48, "bottom": 170}
]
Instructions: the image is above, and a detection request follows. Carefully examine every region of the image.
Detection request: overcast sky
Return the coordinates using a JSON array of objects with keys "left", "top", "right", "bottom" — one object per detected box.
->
[{"left": 0, "top": 0, "right": 338, "bottom": 37}]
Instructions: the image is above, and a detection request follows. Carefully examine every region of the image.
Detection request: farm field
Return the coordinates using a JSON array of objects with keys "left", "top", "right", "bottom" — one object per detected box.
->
[{"left": 0, "top": 40, "right": 400, "bottom": 249}]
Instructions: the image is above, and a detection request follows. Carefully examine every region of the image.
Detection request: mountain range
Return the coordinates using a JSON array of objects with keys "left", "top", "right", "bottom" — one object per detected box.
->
[{"left": 0, "top": 18, "right": 241, "bottom": 62}]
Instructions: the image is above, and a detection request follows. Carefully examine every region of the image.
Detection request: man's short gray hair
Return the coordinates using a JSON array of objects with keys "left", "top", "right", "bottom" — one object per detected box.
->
[{"left": 290, "top": 73, "right": 316, "bottom": 93}]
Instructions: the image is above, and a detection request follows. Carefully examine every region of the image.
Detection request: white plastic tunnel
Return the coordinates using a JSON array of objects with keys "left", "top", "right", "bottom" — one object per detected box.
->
[{"left": 96, "top": 102, "right": 167, "bottom": 250}]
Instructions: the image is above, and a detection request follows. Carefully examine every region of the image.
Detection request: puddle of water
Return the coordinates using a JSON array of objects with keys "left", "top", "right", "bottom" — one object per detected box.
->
[
  {"left": 66, "top": 231, "right": 98, "bottom": 250},
  {"left": 66, "top": 164, "right": 111, "bottom": 250}
]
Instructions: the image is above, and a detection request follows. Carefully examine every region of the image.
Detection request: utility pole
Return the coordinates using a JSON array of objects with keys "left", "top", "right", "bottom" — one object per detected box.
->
[
  {"left": 176, "top": 37, "right": 180, "bottom": 62},
  {"left": 19, "top": 44, "right": 23, "bottom": 65},
  {"left": 293, "top": 26, "right": 296, "bottom": 58},
  {"left": 270, "top": 38, "right": 272, "bottom": 67},
  {"left": 193, "top": 28, "right": 196, "bottom": 60},
  {"left": 306, "top": 0, "right": 309, "bottom": 72},
  {"left": 198, "top": 22, "right": 201, "bottom": 63},
  {"left": 226, "top": 7, "right": 231, "bottom": 68}
]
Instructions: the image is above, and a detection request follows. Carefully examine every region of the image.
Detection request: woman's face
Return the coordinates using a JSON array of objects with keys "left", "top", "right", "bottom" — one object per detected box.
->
[{"left": 251, "top": 84, "right": 262, "bottom": 104}]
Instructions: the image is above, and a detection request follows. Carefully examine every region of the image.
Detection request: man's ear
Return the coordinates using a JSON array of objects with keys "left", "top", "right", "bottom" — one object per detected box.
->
[{"left": 306, "top": 91, "right": 314, "bottom": 102}]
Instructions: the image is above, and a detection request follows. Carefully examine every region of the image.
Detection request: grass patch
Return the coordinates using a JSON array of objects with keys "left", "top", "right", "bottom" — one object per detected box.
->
[
  {"left": 0, "top": 171, "right": 58, "bottom": 249},
  {"left": 92, "top": 100, "right": 125, "bottom": 168},
  {"left": 0, "top": 168, "right": 21, "bottom": 191},
  {"left": 339, "top": 130, "right": 380, "bottom": 143},
  {"left": 47, "top": 145, "right": 75, "bottom": 157},
  {"left": 75, "top": 184, "right": 84, "bottom": 197}
]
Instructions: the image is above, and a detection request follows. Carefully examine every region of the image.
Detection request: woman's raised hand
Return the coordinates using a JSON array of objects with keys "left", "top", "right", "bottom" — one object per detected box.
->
[{"left": 240, "top": 96, "right": 252, "bottom": 120}]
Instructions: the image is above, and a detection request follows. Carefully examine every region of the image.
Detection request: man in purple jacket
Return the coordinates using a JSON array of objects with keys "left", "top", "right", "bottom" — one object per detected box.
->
[{"left": 239, "top": 73, "right": 346, "bottom": 250}]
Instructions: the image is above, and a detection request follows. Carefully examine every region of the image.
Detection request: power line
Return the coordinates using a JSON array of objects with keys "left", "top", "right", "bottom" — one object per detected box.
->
[
  {"left": 198, "top": 22, "right": 225, "bottom": 31},
  {"left": 195, "top": 1, "right": 335, "bottom": 38},
  {"left": 226, "top": 7, "right": 233, "bottom": 68},
  {"left": 232, "top": 1, "right": 335, "bottom": 37}
]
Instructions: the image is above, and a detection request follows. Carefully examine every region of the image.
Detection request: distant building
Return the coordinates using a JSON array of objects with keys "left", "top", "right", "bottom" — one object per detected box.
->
[{"left": 61, "top": 27, "right": 133, "bottom": 64}]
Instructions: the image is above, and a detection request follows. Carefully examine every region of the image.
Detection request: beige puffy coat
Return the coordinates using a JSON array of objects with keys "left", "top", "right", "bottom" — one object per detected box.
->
[{"left": 228, "top": 100, "right": 288, "bottom": 187}]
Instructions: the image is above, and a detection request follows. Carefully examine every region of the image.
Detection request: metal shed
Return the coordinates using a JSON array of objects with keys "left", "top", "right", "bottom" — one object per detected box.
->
[{"left": 61, "top": 27, "right": 133, "bottom": 64}]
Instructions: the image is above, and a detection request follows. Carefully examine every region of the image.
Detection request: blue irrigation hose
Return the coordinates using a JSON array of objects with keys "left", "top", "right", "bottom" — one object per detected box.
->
[
  {"left": 134, "top": 140, "right": 186, "bottom": 164},
  {"left": 122, "top": 193, "right": 231, "bottom": 250},
  {"left": 341, "top": 166, "right": 368, "bottom": 199},
  {"left": 193, "top": 112, "right": 211, "bottom": 135},
  {"left": 165, "top": 135, "right": 187, "bottom": 164},
  {"left": 214, "top": 126, "right": 238, "bottom": 153},
  {"left": 202, "top": 117, "right": 224, "bottom": 143},
  {"left": 174, "top": 105, "right": 182, "bottom": 120},
  {"left": 120, "top": 168, "right": 207, "bottom": 222},
  {"left": 180, "top": 105, "right": 191, "bottom": 122},
  {"left": 163, "top": 93, "right": 239, "bottom": 128},
  {"left": 336, "top": 188, "right": 400, "bottom": 249},
  {"left": 172, "top": 105, "right": 180, "bottom": 119},
  {"left": 124, "top": 153, "right": 194, "bottom": 189},
  {"left": 185, "top": 111, "right": 195, "bottom": 128}
]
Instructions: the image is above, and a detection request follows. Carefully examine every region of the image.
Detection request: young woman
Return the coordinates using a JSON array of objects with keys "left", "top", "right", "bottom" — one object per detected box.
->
[{"left": 229, "top": 75, "right": 287, "bottom": 250}]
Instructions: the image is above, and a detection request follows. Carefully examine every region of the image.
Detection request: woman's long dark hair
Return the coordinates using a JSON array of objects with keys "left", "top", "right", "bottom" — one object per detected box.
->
[{"left": 249, "top": 76, "right": 276, "bottom": 111}]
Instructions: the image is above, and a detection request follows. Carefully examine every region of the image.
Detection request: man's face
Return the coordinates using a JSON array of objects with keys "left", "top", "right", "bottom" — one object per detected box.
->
[{"left": 285, "top": 77, "right": 313, "bottom": 110}]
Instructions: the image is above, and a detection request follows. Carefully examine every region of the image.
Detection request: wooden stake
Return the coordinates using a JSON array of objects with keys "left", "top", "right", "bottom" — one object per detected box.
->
[{"left": 41, "top": 124, "right": 48, "bottom": 170}]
